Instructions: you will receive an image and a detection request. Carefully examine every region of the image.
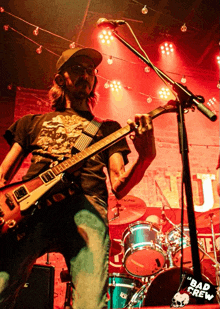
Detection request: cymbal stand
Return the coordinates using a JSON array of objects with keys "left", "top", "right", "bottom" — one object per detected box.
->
[
  {"left": 125, "top": 277, "right": 152, "bottom": 309},
  {"left": 109, "top": 202, "right": 120, "bottom": 223},
  {"left": 208, "top": 214, "right": 220, "bottom": 302}
]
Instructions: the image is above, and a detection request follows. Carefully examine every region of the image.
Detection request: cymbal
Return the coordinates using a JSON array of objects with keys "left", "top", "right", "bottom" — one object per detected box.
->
[
  {"left": 108, "top": 195, "right": 146, "bottom": 225},
  {"left": 196, "top": 208, "right": 220, "bottom": 227}
]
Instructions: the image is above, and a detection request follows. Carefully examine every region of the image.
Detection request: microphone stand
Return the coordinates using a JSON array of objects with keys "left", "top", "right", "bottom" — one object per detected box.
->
[{"left": 111, "top": 29, "right": 217, "bottom": 304}]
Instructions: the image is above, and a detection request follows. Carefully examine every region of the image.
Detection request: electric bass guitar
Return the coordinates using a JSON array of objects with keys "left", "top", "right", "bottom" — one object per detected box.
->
[{"left": 0, "top": 103, "right": 177, "bottom": 236}]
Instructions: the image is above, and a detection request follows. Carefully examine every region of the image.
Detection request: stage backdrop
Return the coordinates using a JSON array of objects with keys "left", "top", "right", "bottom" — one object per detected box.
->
[{"left": 5, "top": 88, "right": 219, "bottom": 308}]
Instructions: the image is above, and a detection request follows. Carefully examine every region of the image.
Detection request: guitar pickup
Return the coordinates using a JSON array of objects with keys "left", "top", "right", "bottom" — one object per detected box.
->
[
  {"left": 5, "top": 193, "right": 15, "bottom": 210},
  {"left": 40, "top": 170, "right": 55, "bottom": 183},
  {"left": 13, "top": 185, "right": 29, "bottom": 201}
]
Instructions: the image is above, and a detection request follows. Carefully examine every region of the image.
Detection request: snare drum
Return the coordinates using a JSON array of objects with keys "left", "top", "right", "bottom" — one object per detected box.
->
[
  {"left": 108, "top": 273, "right": 143, "bottom": 308},
  {"left": 122, "top": 221, "right": 166, "bottom": 277},
  {"left": 166, "top": 225, "right": 204, "bottom": 267}
]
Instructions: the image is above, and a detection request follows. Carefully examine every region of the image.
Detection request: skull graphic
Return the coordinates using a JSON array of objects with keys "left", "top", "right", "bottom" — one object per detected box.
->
[{"left": 171, "top": 292, "right": 190, "bottom": 307}]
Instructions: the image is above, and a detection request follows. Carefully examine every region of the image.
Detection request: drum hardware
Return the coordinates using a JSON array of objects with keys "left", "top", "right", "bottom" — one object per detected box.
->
[
  {"left": 196, "top": 209, "right": 220, "bottom": 304},
  {"left": 125, "top": 283, "right": 148, "bottom": 308},
  {"left": 162, "top": 209, "right": 204, "bottom": 267}
]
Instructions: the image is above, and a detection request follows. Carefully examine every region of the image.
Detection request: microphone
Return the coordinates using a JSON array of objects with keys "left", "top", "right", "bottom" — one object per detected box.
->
[{"left": 97, "top": 18, "right": 126, "bottom": 29}]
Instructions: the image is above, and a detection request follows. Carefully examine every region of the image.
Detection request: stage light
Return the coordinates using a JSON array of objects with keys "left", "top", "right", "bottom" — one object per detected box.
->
[
  {"left": 99, "top": 30, "right": 114, "bottom": 45},
  {"left": 107, "top": 56, "right": 113, "bottom": 65},
  {"left": 36, "top": 45, "right": 42, "bottom": 54},
  {"left": 159, "top": 87, "right": 173, "bottom": 100},
  {"left": 181, "top": 23, "right": 187, "bottom": 32},
  {"left": 160, "top": 43, "right": 174, "bottom": 55},
  {"left": 33, "top": 27, "right": 39, "bottom": 36},
  {"left": 142, "top": 5, "right": 148, "bottom": 14},
  {"left": 109, "top": 80, "right": 122, "bottom": 92},
  {"left": 207, "top": 97, "right": 217, "bottom": 113},
  {"left": 69, "top": 42, "right": 76, "bottom": 49}
]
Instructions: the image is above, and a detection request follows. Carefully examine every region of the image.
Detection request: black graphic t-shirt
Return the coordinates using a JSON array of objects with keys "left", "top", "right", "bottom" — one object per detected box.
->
[{"left": 4, "top": 109, "right": 130, "bottom": 203}]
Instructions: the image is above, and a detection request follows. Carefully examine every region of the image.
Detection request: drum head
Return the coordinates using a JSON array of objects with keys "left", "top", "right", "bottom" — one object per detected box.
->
[{"left": 144, "top": 267, "right": 217, "bottom": 306}]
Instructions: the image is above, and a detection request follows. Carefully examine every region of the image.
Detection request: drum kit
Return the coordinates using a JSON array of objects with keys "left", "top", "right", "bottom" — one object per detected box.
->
[{"left": 107, "top": 196, "right": 220, "bottom": 308}]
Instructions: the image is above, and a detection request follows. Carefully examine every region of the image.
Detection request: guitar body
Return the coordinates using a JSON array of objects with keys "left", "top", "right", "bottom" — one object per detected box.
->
[{"left": 0, "top": 171, "right": 64, "bottom": 236}]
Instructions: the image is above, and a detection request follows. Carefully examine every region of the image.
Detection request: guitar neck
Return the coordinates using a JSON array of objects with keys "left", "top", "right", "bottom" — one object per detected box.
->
[
  {"left": 51, "top": 105, "right": 172, "bottom": 176},
  {"left": 51, "top": 124, "right": 131, "bottom": 176}
]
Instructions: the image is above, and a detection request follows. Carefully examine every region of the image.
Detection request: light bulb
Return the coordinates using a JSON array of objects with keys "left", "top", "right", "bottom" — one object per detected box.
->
[
  {"left": 104, "top": 81, "right": 110, "bottom": 89},
  {"left": 0, "top": 7, "right": 4, "bottom": 13},
  {"left": 181, "top": 75, "right": 186, "bottom": 83},
  {"left": 181, "top": 23, "right": 187, "bottom": 32},
  {"left": 69, "top": 42, "right": 76, "bottom": 49},
  {"left": 217, "top": 81, "right": 220, "bottom": 89},
  {"left": 3, "top": 25, "right": 9, "bottom": 31},
  {"left": 36, "top": 45, "right": 42, "bottom": 54},
  {"left": 142, "top": 5, "right": 148, "bottom": 14},
  {"left": 33, "top": 27, "right": 39, "bottom": 36},
  {"left": 147, "top": 96, "right": 152, "bottom": 103},
  {"left": 144, "top": 66, "right": 150, "bottom": 73}
]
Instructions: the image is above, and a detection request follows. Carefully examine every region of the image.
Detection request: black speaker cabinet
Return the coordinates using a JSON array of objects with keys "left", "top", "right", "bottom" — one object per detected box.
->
[{"left": 14, "top": 264, "right": 55, "bottom": 309}]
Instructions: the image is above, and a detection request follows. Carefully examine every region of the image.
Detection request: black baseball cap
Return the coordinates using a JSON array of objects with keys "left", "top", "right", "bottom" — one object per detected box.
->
[{"left": 56, "top": 47, "right": 103, "bottom": 72}]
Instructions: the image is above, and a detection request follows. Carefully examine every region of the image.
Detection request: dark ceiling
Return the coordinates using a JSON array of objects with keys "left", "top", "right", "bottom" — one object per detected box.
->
[{"left": 0, "top": 0, "right": 219, "bottom": 96}]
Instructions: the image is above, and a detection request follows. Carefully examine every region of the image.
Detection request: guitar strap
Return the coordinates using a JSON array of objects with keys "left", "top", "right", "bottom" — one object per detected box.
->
[
  {"left": 46, "top": 116, "right": 103, "bottom": 204},
  {"left": 73, "top": 116, "right": 103, "bottom": 152}
]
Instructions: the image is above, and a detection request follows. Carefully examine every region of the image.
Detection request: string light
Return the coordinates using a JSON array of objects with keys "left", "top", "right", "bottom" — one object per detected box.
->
[
  {"left": 1, "top": 7, "right": 218, "bottom": 103},
  {"left": 33, "top": 26, "right": 39, "bottom": 36},
  {"left": 36, "top": 45, "right": 42, "bottom": 54},
  {"left": 217, "top": 56, "right": 220, "bottom": 65},
  {"left": 141, "top": 5, "right": 148, "bottom": 14},
  {"left": 107, "top": 56, "right": 113, "bottom": 65},
  {"left": 181, "top": 23, "right": 187, "bottom": 32},
  {"left": 181, "top": 75, "right": 186, "bottom": 83},
  {"left": 69, "top": 42, "right": 76, "bottom": 49},
  {"left": 144, "top": 66, "right": 150, "bottom": 73}
]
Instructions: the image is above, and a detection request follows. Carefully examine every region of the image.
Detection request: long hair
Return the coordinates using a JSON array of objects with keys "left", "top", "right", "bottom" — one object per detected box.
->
[{"left": 49, "top": 76, "right": 99, "bottom": 111}]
